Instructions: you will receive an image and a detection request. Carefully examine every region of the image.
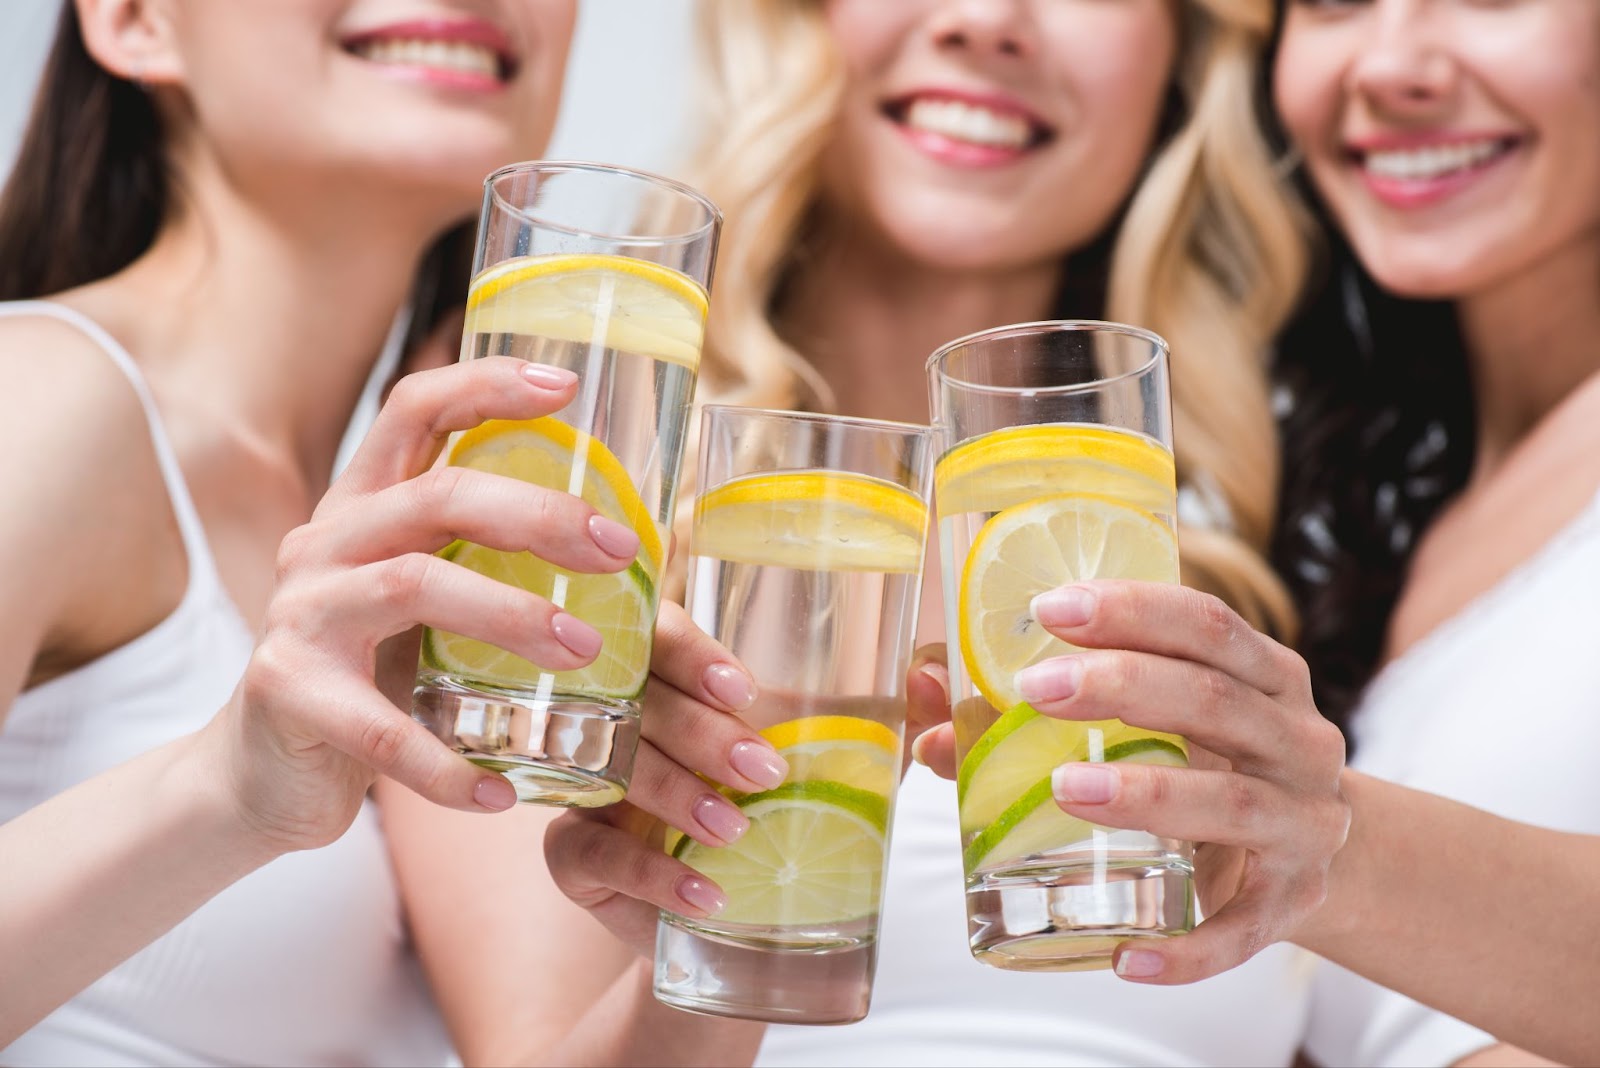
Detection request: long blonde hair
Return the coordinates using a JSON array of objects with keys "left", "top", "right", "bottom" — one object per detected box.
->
[{"left": 679, "top": 0, "right": 1309, "bottom": 639}]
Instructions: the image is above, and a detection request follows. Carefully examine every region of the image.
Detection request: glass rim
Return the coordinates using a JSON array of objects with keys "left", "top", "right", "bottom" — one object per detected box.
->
[
  {"left": 701, "top": 404, "right": 934, "bottom": 438},
  {"left": 484, "top": 159, "right": 723, "bottom": 247},
  {"left": 925, "top": 319, "right": 1169, "bottom": 396}
]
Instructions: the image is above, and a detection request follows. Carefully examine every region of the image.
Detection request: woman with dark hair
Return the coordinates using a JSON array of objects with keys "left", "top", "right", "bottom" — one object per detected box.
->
[{"left": 0, "top": 2, "right": 773, "bottom": 1063}]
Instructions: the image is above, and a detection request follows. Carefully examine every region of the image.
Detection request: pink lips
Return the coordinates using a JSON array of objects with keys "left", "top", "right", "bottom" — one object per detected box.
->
[
  {"left": 1346, "top": 133, "right": 1521, "bottom": 210},
  {"left": 883, "top": 88, "right": 1054, "bottom": 170},
  {"left": 341, "top": 17, "right": 518, "bottom": 93}
]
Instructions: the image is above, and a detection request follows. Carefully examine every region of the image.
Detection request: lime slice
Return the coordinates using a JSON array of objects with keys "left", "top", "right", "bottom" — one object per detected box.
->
[
  {"left": 956, "top": 491, "right": 1178, "bottom": 712},
  {"left": 958, "top": 706, "right": 1114, "bottom": 837},
  {"left": 762, "top": 715, "right": 899, "bottom": 796},
  {"left": 466, "top": 253, "right": 706, "bottom": 370},
  {"left": 449, "top": 416, "right": 664, "bottom": 576},
  {"left": 673, "top": 782, "right": 889, "bottom": 926},
  {"left": 935, "top": 423, "right": 1176, "bottom": 517},
  {"left": 424, "top": 544, "right": 655, "bottom": 700},
  {"left": 963, "top": 737, "right": 1189, "bottom": 871},
  {"left": 692, "top": 471, "right": 927, "bottom": 574}
]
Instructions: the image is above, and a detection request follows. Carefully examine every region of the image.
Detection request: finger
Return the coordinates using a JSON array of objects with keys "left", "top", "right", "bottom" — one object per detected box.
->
[
  {"left": 1016, "top": 650, "right": 1296, "bottom": 774},
  {"left": 307, "top": 465, "right": 639, "bottom": 572},
  {"left": 294, "top": 553, "right": 602, "bottom": 672},
  {"left": 648, "top": 600, "right": 759, "bottom": 715},
  {"left": 622, "top": 739, "right": 762, "bottom": 849},
  {"left": 291, "top": 667, "right": 517, "bottom": 813},
  {"left": 910, "top": 722, "right": 958, "bottom": 781},
  {"left": 905, "top": 655, "right": 952, "bottom": 775},
  {"left": 1110, "top": 884, "right": 1285, "bottom": 986},
  {"left": 1050, "top": 762, "right": 1305, "bottom": 849},
  {"left": 640, "top": 676, "right": 787, "bottom": 795},
  {"left": 544, "top": 814, "right": 725, "bottom": 953},
  {"left": 1031, "top": 581, "right": 1312, "bottom": 702},
  {"left": 327, "top": 357, "right": 579, "bottom": 506}
]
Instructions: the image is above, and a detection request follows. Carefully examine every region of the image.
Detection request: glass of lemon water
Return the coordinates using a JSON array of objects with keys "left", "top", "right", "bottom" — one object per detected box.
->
[
  {"left": 928, "top": 321, "right": 1194, "bottom": 971},
  {"left": 411, "top": 161, "right": 720, "bottom": 807},
  {"left": 652, "top": 405, "right": 934, "bottom": 1024}
]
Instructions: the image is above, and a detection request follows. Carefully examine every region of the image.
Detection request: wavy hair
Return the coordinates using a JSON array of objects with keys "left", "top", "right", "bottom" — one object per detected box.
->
[{"left": 675, "top": 0, "right": 1311, "bottom": 636}]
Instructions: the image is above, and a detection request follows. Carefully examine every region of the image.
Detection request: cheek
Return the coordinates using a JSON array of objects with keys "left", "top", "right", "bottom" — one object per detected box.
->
[
  {"left": 824, "top": 0, "right": 917, "bottom": 74},
  {"left": 1272, "top": 41, "right": 1336, "bottom": 155}
]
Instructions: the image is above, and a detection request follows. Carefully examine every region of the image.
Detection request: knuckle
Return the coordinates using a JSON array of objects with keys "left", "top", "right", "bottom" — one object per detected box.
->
[
  {"left": 274, "top": 524, "right": 317, "bottom": 581},
  {"left": 1272, "top": 644, "right": 1314, "bottom": 699},
  {"left": 240, "top": 639, "right": 294, "bottom": 708},
  {"left": 1193, "top": 666, "right": 1234, "bottom": 717},
  {"left": 1222, "top": 774, "right": 1262, "bottom": 829},
  {"left": 419, "top": 464, "right": 471, "bottom": 514},
  {"left": 1087, "top": 651, "right": 1134, "bottom": 704},
  {"left": 378, "top": 553, "right": 437, "bottom": 612},
  {"left": 1193, "top": 591, "right": 1239, "bottom": 647},
  {"left": 357, "top": 709, "right": 410, "bottom": 770}
]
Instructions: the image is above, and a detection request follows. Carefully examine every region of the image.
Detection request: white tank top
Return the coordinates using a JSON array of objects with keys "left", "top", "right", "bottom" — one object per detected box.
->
[
  {"left": 0, "top": 302, "right": 451, "bottom": 1068},
  {"left": 757, "top": 764, "right": 1317, "bottom": 1067},
  {"left": 1302, "top": 487, "right": 1600, "bottom": 1067}
]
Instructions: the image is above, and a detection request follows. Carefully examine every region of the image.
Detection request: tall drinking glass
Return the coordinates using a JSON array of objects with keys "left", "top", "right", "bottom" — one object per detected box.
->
[
  {"left": 413, "top": 161, "right": 720, "bottom": 807},
  {"left": 928, "top": 321, "right": 1193, "bottom": 970},
  {"left": 653, "top": 406, "right": 934, "bottom": 1024}
]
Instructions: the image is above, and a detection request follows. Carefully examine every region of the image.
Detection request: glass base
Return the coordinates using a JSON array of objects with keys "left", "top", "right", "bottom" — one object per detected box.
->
[
  {"left": 652, "top": 916, "right": 876, "bottom": 1025},
  {"left": 966, "top": 858, "right": 1194, "bottom": 971},
  {"left": 412, "top": 680, "right": 639, "bottom": 807}
]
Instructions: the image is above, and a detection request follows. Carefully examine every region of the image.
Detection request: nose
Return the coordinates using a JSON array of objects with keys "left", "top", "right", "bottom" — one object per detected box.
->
[
  {"left": 1348, "top": 3, "right": 1458, "bottom": 116},
  {"left": 927, "top": 0, "right": 1034, "bottom": 60}
]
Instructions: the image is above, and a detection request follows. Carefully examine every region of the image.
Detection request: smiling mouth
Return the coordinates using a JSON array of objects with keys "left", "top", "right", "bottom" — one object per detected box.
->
[
  {"left": 341, "top": 27, "right": 518, "bottom": 84},
  {"left": 1349, "top": 136, "right": 1520, "bottom": 182},
  {"left": 883, "top": 94, "right": 1055, "bottom": 153}
]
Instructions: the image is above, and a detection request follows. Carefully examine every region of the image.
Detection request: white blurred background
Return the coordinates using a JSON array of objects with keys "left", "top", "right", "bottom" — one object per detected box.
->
[{"left": 0, "top": 0, "right": 698, "bottom": 182}]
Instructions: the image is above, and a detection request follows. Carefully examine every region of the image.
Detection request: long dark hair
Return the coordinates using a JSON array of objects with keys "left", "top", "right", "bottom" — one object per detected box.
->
[
  {"left": 1263, "top": 3, "right": 1477, "bottom": 737},
  {"left": 0, "top": 4, "right": 469, "bottom": 351}
]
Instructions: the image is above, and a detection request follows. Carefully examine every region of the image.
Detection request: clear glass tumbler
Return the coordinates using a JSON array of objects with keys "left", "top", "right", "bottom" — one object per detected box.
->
[
  {"left": 653, "top": 405, "right": 934, "bottom": 1024},
  {"left": 412, "top": 161, "right": 720, "bottom": 807},
  {"left": 928, "top": 320, "right": 1194, "bottom": 970}
]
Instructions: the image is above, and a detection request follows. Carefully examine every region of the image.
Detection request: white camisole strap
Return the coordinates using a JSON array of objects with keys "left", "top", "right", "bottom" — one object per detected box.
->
[{"left": 0, "top": 300, "right": 218, "bottom": 596}]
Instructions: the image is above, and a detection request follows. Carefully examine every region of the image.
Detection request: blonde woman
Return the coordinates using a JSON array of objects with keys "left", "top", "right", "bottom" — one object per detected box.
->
[{"left": 387, "top": 1, "right": 1352, "bottom": 1065}]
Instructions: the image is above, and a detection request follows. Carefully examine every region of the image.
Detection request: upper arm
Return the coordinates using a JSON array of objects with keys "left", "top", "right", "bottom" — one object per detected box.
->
[
  {"left": 374, "top": 777, "right": 638, "bottom": 1066},
  {"left": 0, "top": 316, "right": 160, "bottom": 723}
]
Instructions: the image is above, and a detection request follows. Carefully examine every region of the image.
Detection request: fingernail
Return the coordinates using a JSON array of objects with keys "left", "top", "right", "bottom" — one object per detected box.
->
[
  {"left": 693, "top": 794, "right": 750, "bottom": 844},
  {"left": 1115, "top": 948, "right": 1165, "bottom": 978},
  {"left": 1032, "top": 586, "right": 1095, "bottom": 628},
  {"left": 704, "top": 663, "right": 757, "bottom": 711},
  {"left": 588, "top": 515, "right": 640, "bottom": 559},
  {"left": 1053, "top": 763, "right": 1120, "bottom": 804},
  {"left": 551, "top": 612, "right": 603, "bottom": 658},
  {"left": 676, "top": 875, "right": 727, "bottom": 917},
  {"left": 915, "top": 661, "right": 949, "bottom": 704},
  {"left": 910, "top": 731, "right": 931, "bottom": 767},
  {"left": 520, "top": 363, "right": 577, "bottom": 389},
  {"left": 1016, "top": 658, "right": 1082, "bottom": 705},
  {"left": 729, "top": 740, "right": 788, "bottom": 790},
  {"left": 473, "top": 774, "right": 517, "bottom": 811}
]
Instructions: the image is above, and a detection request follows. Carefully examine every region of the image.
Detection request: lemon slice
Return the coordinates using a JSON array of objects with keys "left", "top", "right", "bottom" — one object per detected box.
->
[
  {"left": 466, "top": 253, "right": 706, "bottom": 370},
  {"left": 935, "top": 424, "right": 1176, "bottom": 517},
  {"left": 762, "top": 715, "right": 899, "bottom": 796},
  {"left": 449, "top": 416, "right": 664, "bottom": 576},
  {"left": 957, "top": 492, "right": 1178, "bottom": 712},
  {"left": 693, "top": 471, "right": 928, "bottom": 574},
  {"left": 963, "top": 737, "right": 1188, "bottom": 872},
  {"left": 424, "top": 544, "right": 655, "bottom": 700},
  {"left": 673, "top": 782, "right": 888, "bottom": 926}
]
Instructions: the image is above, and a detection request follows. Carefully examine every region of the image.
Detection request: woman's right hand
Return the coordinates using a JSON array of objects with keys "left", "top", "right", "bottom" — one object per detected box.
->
[{"left": 199, "top": 356, "right": 643, "bottom": 854}]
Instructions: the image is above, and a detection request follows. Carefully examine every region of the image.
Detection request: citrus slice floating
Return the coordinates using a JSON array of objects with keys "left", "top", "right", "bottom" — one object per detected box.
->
[
  {"left": 673, "top": 781, "right": 889, "bottom": 926},
  {"left": 693, "top": 471, "right": 927, "bottom": 574},
  {"left": 465, "top": 253, "right": 707, "bottom": 370},
  {"left": 957, "top": 492, "right": 1178, "bottom": 712},
  {"left": 423, "top": 543, "right": 655, "bottom": 700},
  {"left": 935, "top": 423, "right": 1176, "bottom": 517},
  {"left": 761, "top": 715, "right": 899, "bottom": 796},
  {"left": 962, "top": 737, "right": 1188, "bottom": 872},
  {"left": 448, "top": 416, "right": 664, "bottom": 576}
]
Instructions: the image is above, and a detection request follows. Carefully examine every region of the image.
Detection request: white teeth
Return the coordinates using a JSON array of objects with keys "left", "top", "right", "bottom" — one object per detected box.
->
[
  {"left": 904, "top": 98, "right": 1032, "bottom": 150},
  {"left": 1363, "top": 139, "right": 1505, "bottom": 180},
  {"left": 353, "top": 38, "right": 500, "bottom": 79}
]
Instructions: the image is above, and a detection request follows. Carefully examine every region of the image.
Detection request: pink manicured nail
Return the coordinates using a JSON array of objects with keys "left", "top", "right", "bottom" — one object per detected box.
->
[
  {"left": 473, "top": 775, "right": 517, "bottom": 811},
  {"left": 909, "top": 731, "right": 932, "bottom": 767},
  {"left": 520, "top": 363, "right": 577, "bottom": 389},
  {"left": 1016, "top": 658, "right": 1083, "bottom": 704},
  {"left": 730, "top": 740, "right": 788, "bottom": 790},
  {"left": 588, "top": 515, "right": 640, "bottom": 559},
  {"left": 694, "top": 794, "right": 750, "bottom": 844},
  {"left": 1032, "top": 586, "right": 1095, "bottom": 628},
  {"left": 1115, "top": 948, "right": 1165, "bottom": 978},
  {"left": 551, "top": 612, "right": 602, "bottom": 659},
  {"left": 1053, "top": 763, "right": 1120, "bottom": 804},
  {"left": 676, "top": 875, "right": 727, "bottom": 916},
  {"left": 704, "top": 663, "right": 757, "bottom": 711}
]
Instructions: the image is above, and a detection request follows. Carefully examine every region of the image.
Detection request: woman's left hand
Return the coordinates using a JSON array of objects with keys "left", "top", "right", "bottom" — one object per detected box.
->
[{"left": 912, "top": 579, "right": 1350, "bottom": 985}]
